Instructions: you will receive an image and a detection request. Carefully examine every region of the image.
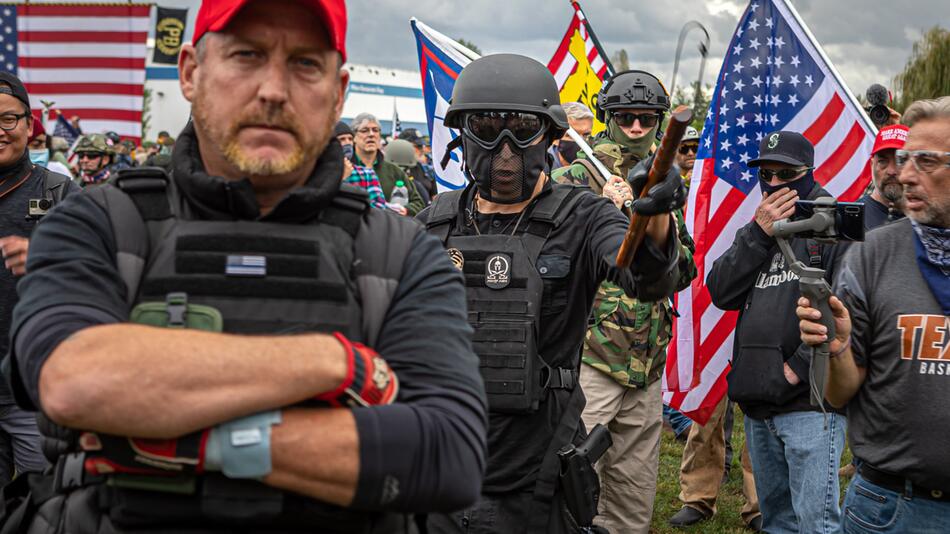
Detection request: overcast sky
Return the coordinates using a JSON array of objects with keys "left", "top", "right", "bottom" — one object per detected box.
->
[{"left": 347, "top": 0, "right": 948, "bottom": 99}]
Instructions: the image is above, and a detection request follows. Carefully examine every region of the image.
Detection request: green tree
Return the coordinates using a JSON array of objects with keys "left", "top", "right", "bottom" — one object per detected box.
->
[
  {"left": 610, "top": 49, "right": 630, "bottom": 71},
  {"left": 141, "top": 87, "right": 152, "bottom": 140},
  {"left": 893, "top": 26, "right": 950, "bottom": 112},
  {"left": 455, "top": 38, "right": 482, "bottom": 56},
  {"left": 671, "top": 81, "right": 711, "bottom": 131}
]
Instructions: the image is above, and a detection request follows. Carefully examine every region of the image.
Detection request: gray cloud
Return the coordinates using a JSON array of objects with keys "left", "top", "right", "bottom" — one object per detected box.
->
[{"left": 347, "top": 0, "right": 949, "bottom": 98}]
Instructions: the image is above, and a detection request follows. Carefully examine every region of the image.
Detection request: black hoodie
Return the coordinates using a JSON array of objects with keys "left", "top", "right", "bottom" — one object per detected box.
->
[{"left": 706, "top": 183, "right": 849, "bottom": 419}]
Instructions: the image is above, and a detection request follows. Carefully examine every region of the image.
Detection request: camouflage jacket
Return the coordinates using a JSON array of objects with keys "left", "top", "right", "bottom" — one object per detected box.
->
[
  {"left": 550, "top": 132, "right": 649, "bottom": 194},
  {"left": 552, "top": 138, "right": 698, "bottom": 388}
]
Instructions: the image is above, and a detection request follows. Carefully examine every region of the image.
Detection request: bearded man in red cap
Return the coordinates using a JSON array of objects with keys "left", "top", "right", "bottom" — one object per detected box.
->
[
  {"left": 0, "top": 1, "right": 487, "bottom": 532},
  {"left": 859, "top": 124, "right": 909, "bottom": 231}
]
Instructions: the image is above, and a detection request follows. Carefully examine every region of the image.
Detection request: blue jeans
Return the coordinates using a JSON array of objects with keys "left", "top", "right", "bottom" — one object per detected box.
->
[
  {"left": 841, "top": 473, "right": 950, "bottom": 534},
  {"left": 745, "top": 411, "right": 845, "bottom": 534},
  {"left": 0, "top": 402, "right": 48, "bottom": 484},
  {"left": 663, "top": 404, "right": 692, "bottom": 438}
]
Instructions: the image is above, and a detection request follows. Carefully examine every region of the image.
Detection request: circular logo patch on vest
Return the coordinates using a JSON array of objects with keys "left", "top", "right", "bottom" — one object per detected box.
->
[
  {"left": 447, "top": 248, "right": 464, "bottom": 271},
  {"left": 485, "top": 253, "right": 511, "bottom": 290}
]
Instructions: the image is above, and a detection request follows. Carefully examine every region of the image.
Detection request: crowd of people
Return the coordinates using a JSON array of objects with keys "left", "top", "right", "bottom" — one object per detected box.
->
[{"left": 0, "top": 1, "right": 946, "bottom": 533}]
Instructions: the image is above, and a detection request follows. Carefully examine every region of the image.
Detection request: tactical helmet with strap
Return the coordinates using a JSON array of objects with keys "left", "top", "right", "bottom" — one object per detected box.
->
[
  {"left": 594, "top": 69, "right": 671, "bottom": 123},
  {"left": 444, "top": 53, "right": 569, "bottom": 136}
]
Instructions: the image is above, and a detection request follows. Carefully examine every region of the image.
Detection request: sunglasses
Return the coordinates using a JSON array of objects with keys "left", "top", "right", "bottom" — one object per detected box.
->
[
  {"left": 78, "top": 152, "right": 105, "bottom": 160},
  {"left": 464, "top": 111, "right": 548, "bottom": 149},
  {"left": 758, "top": 167, "right": 811, "bottom": 181},
  {"left": 895, "top": 149, "right": 950, "bottom": 173},
  {"left": 678, "top": 143, "right": 699, "bottom": 155},
  {"left": 611, "top": 112, "right": 660, "bottom": 129}
]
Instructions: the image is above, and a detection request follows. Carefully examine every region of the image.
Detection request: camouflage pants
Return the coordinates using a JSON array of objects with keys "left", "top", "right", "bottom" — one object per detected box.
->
[{"left": 579, "top": 364, "right": 661, "bottom": 534}]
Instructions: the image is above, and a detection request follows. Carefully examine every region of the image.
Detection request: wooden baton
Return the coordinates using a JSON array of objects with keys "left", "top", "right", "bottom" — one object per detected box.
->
[{"left": 615, "top": 105, "right": 694, "bottom": 268}]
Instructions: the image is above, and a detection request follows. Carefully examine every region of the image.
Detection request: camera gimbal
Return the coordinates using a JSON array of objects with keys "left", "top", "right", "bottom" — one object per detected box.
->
[{"left": 772, "top": 197, "right": 838, "bottom": 409}]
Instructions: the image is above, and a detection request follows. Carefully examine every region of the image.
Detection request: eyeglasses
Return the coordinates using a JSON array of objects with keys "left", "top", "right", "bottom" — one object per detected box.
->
[
  {"left": 357, "top": 126, "right": 381, "bottom": 135},
  {"left": 678, "top": 143, "right": 699, "bottom": 155},
  {"left": 464, "top": 111, "right": 548, "bottom": 149},
  {"left": 611, "top": 111, "right": 660, "bottom": 129},
  {"left": 0, "top": 112, "right": 28, "bottom": 131},
  {"left": 895, "top": 149, "right": 950, "bottom": 173},
  {"left": 78, "top": 152, "right": 105, "bottom": 160},
  {"left": 758, "top": 167, "right": 811, "bottom": 181}
]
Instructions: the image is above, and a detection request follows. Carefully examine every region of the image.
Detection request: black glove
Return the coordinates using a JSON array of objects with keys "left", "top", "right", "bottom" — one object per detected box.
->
[{"left": 626, "top": 155, "right": 687, "bottom": 215}]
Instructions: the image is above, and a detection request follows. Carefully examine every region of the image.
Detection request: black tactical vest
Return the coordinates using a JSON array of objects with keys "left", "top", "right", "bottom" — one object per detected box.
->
[
  {"left": 425, "top": 185, "right": 586, "bottom": 414},
  {"left": 34, "top": 168, "right": 420, "bottom": 533}
]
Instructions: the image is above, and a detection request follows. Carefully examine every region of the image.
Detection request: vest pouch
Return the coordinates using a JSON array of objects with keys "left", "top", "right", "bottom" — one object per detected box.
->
[
  {"left": 473, "top": 318, "right": 541, "bottom": 414},
  {"left": 130, "top": 292, "right": 223, "bottom": 332}
]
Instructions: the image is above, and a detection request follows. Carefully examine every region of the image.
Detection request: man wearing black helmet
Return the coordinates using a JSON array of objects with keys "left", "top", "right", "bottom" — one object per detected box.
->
[
  {"left": 550, "top": 70, "right": 697, "bottom": 533},
  {"left": 418, "top": 55, "right": 687, "bottom": 534}
]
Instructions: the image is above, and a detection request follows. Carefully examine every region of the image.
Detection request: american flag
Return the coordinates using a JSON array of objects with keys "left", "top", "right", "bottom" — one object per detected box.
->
[
  {"left": 663, "top": 0, "right": 875, "bottom": 424},
  {"left": 0, "top": 4, "right": 150, "bottom": 141}
]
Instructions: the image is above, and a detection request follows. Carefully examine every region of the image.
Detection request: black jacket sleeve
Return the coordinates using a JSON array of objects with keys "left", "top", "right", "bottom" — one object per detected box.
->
[
  {"left": 706, "top": 220, "right": 774, "bottom": 310},
  {"left": 585, "top": 195, "right": 681, "bottom": 302},
  {"left": 350, "top": 231, "right": 487, "bottom": 513}
]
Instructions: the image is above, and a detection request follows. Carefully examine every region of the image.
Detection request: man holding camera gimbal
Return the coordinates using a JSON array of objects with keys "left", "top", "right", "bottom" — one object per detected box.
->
[
  {"left": 706, "top": 130, "right": 849, "bottom": 534},
  {"left": 798, "top": 96, "right": 950, "bottom": 533}
]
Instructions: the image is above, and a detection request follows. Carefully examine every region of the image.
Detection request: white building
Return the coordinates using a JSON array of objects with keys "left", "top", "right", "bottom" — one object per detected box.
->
[{"left": 145, "top": 61, "right": 427, "bottom": 140}]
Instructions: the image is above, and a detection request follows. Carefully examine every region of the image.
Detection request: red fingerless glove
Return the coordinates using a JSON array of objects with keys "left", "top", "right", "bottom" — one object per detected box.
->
[
  {"left": 315, "top": 332, "right": 399, "bottom": 408},
  {"left": 81, "top": 431, "right": 209, "bottom": 477}
]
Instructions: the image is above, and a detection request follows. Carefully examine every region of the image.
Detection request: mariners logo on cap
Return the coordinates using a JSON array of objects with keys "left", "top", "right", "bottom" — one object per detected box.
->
[
  {"left": 447, "top": 248, "right": 464, "bottom": 271},
  {"left": 768, "top": 133, "right": 780, "bottom": 149},
  {"left": 485, "top": 253, "right": 511, "bottom": 290}
]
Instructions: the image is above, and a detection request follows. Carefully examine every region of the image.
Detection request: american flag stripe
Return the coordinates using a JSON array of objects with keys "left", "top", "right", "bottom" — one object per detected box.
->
[
  {"left": 547, "top": 4, "right": 609, "bottom": 90},
  {"left": 2, "top": 4, "right": 150, "bottom": 141},
  {"left": 664, "top": 0, "right": 874, "bottom": 424}
]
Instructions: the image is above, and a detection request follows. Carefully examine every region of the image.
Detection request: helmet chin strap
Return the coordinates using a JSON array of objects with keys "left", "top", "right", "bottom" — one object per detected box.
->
[{"left": 440, "top": 135, "right": 464, "bottom": 170}]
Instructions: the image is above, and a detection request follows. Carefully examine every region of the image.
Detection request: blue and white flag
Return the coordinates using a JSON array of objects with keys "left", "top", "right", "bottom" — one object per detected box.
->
[{"left": 410, "top": 18, "right": 480, "bottom": 192}]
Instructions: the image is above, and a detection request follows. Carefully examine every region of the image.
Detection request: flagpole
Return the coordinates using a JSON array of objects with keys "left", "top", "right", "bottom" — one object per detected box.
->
[
  {"left": 778, "top": 0, "right": 876, "bottom": 133},
  {"left": 570, "top": 1, "right": 616, "bottom": 77}
]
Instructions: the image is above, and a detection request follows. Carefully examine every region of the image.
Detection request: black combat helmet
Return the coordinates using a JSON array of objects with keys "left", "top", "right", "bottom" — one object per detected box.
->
[
  {"left": 594, "top": 70, "right": 671, "bottom": 123},
  {"left": 444, "top": 53, "right": 568, "bottom": 136}
]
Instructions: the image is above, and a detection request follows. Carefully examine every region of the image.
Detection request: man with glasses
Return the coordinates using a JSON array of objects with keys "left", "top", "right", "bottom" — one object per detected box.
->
[
  {"left": 548, "top": 70, "right": 696, "bottom": 533},
  {"left": 73, "top": 133, "right": 115, "bottom": 187},
  {"left": 797, "top": 95, "right": 950, "bottom": 533},
  {"left": 350, "top": 112, "right": 424, "bottom": 215},
  {"left": 707, "top": 130, "right": 849, "bottom": 533},
  {"left": 676, "top": 126, "right": 700, "bottom": 189},
  {"left": 420, "top": 54, "right": 687, "bottom": 534},
  {"left": 860, "top": 125, "right": 908, "bottom": 231},
  {"left": 0, "top": 72, "right": 76, "bottom": 488}
]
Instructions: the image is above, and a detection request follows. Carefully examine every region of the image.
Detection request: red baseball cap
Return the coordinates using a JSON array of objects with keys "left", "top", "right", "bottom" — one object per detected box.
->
[
  {"left": 871, "top": 124, "right": 908, "bottom": 155},
  {"left": 192, "top": 0, "right": 347, "bottom": 62}
]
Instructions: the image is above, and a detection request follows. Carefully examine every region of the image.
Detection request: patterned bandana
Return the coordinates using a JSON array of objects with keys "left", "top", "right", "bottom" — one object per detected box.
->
[{"left": 912, "top": 220, "right": 950, "bottom": 271}]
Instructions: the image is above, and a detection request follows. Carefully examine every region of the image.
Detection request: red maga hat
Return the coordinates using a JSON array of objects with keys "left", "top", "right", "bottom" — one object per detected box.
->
[
  {"left": 192, "top": 0, "right": 347, "bottom": 62},
  {"left": 871, "top": 125, "right": 908, "bottom": 155}
]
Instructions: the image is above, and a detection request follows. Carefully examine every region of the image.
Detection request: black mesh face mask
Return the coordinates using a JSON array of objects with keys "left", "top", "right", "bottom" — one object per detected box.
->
[{"left": 463, "top": 135, "right": 549, "bottom": 204}]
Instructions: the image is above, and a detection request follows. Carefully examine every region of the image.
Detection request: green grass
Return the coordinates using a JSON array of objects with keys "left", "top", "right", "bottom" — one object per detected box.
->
[{"left": 649, "top": 411, "right": 853, "bottom": 533}]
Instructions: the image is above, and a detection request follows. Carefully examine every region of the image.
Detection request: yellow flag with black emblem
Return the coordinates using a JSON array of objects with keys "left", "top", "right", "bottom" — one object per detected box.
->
[{"left": 546, "top": 1, "right": 613, "bottom": 134}]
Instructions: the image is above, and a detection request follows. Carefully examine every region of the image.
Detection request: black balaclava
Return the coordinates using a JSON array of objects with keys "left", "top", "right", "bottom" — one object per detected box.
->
[
  {"left": 759, "top": 169, "right": 816, "bottom": 199},
  {"left": 463, "top": 134, "right": 550, "bottom": 204},
  {"left": 556, "top": 139, "right": 581, "bottom": 163}
]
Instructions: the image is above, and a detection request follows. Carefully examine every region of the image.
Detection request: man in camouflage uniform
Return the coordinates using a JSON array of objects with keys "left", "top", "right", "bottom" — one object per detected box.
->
[
  {"left": 551, "top": 70, "right": 697, "bottom": 533},
  {"left": 73, "top": 133, "right": 116, "bottom": 188}
]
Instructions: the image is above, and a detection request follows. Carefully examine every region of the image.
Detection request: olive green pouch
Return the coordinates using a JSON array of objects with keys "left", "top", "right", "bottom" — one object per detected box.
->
[{"left": 130, "top": 292, "right": 223, "bottom": 332}]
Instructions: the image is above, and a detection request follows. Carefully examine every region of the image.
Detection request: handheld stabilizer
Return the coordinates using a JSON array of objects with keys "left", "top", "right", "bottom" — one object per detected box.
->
[{"left": 771, "top": 197, "right": 839, "bottom": 408}]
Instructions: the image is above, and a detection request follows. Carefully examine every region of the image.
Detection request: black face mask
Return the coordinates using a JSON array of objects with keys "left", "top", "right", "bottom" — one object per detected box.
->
[
  {"left": 463, "top": 136, "right": 549, "bottom": 204},
  {"left": 556, "top": 139, "right": 581, "bottom": 163},
  {"left": 759, "top": 169, "right": 816, "bottom": 199}
]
